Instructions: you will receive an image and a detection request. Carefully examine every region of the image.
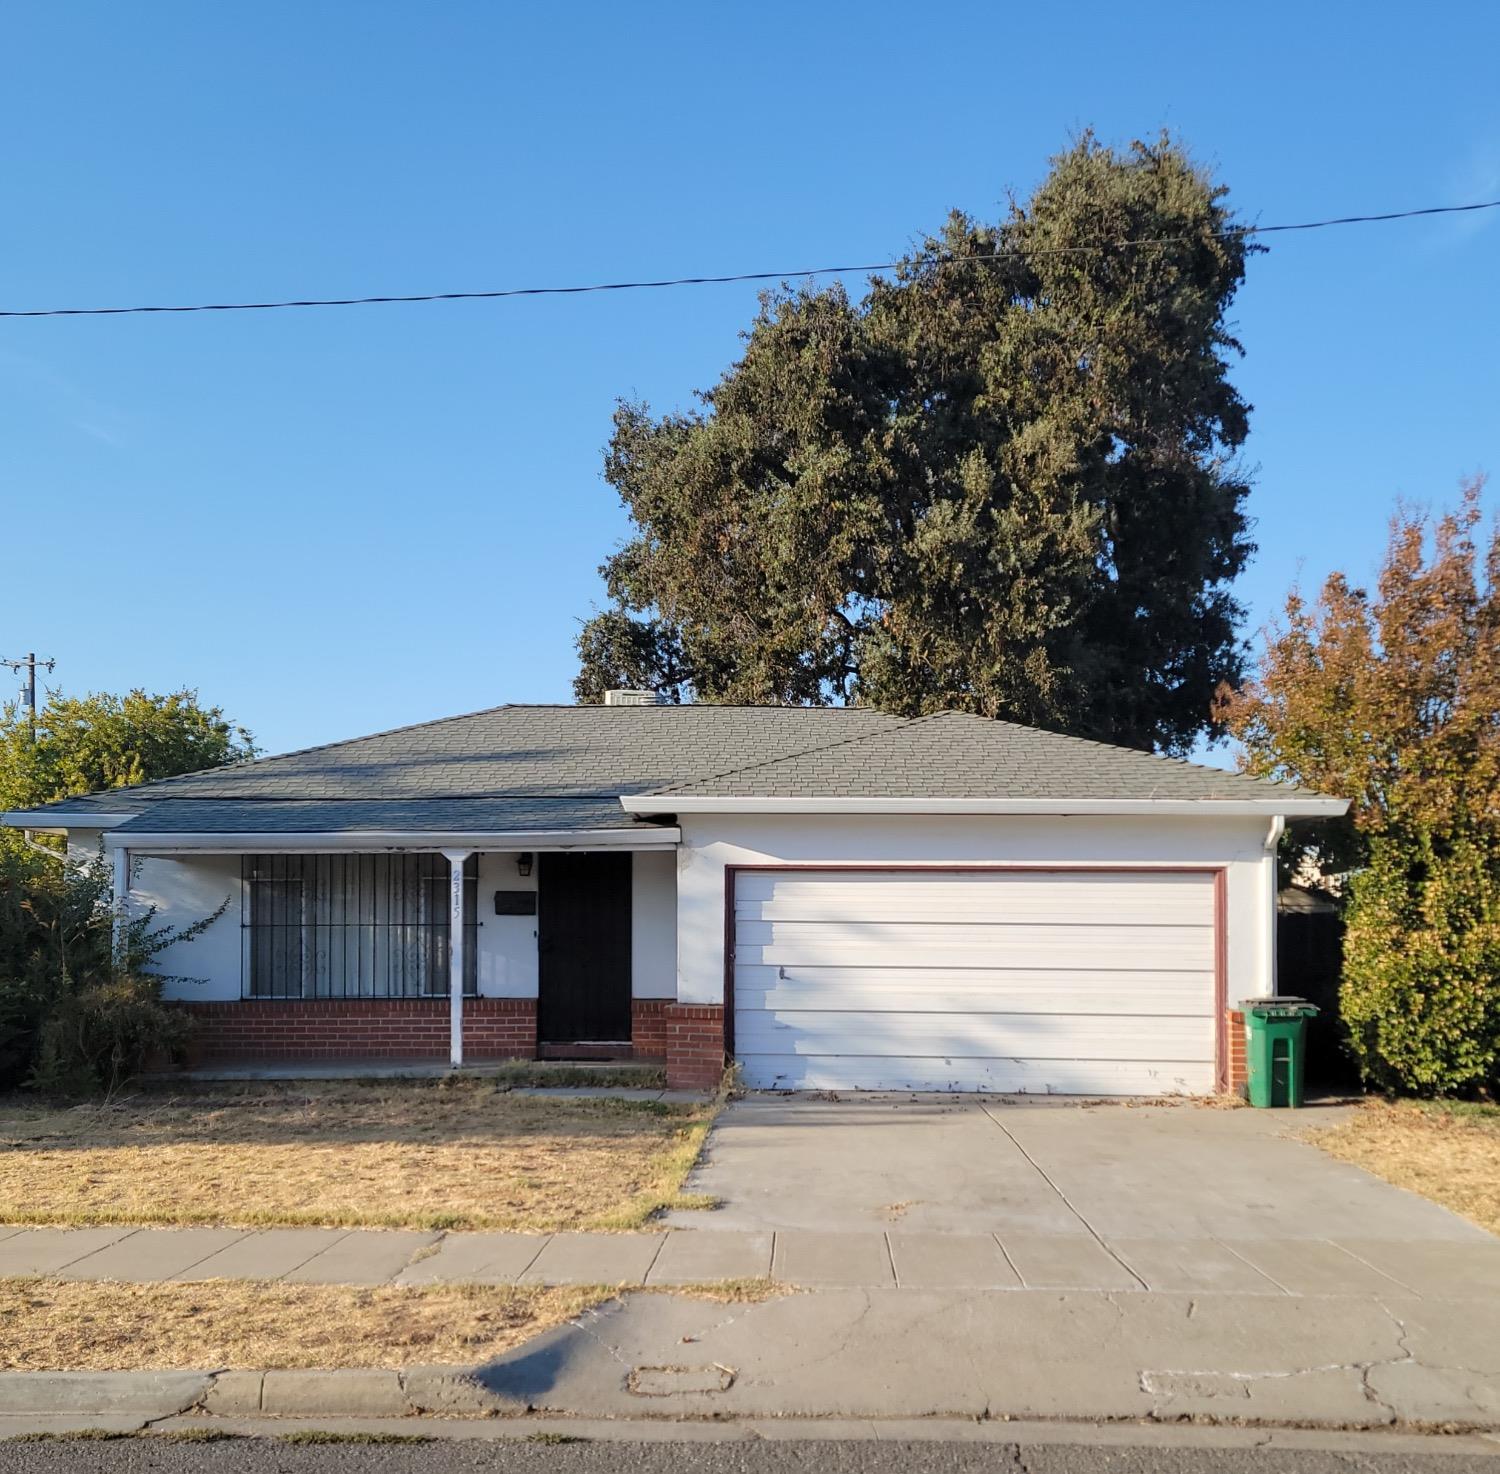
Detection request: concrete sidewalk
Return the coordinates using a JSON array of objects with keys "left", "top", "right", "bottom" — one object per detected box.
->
[
  {"left": 2, "top": 1285, "right": 1499, "bottom": 1432},
  {"left": 6, "top": 1221, "right": 1500, "bottom": 1295},
  {"left": 464, "top": 1284, "right": 1500, "bottom": 1429}
]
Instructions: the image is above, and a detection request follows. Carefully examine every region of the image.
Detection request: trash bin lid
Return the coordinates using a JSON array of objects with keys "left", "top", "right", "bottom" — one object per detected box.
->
[{"left": 1239, "top": 996, "right": 1319, "bottom": 1017}]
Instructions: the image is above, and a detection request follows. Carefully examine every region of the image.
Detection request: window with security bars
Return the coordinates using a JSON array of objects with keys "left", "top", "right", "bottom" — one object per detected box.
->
[{"left": 242, "top": 854, "right": 478, "bottom": 999}]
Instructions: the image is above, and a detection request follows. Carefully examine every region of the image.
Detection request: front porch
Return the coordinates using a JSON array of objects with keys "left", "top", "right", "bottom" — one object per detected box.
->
[{"left": 109, "top": 833, "right": 725, "bottom": 1091}]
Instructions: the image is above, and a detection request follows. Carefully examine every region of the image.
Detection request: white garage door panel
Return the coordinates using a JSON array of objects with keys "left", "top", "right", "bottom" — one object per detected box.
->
[
  {"left": 734, "top": 965, "right": 1215, "bottom": 1016},
  {"left": 736, "top": 1011, "right": 1213, "bottom": 1059},
  {"left": 732, "top": 869, "right": 1219, "bottom": 1096},
  {"left": 738, "top": 922, "right": 1213, "bottom": 971},
  {"left": 741, "top": 1054, "right": 1215, "bottom": 1096},
  {"left": 736, "top": 872, "right": 1212, "bottom": 926}
]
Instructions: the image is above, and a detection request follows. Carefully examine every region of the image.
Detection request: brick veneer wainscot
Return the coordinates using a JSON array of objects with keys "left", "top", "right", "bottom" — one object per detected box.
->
[
  {"left": 630, "top": 998, "right": 670, "bottom": 1061},
  {"left": 1225, "top": 1008, "right": 1248, "bottom": 1093},
  {"left": 177, "top": 995, "right": 722, "bottom": 1087},
  {"left": 178, "top": 998, "right": 537, "bottom": 1064},
  {"left": 663, "top": 1003, "right": 725, "bottom": 1091}
]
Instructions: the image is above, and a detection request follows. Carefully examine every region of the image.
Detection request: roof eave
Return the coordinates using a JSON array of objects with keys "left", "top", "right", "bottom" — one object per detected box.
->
[
  {"left": 617, "top": 795, "right": 1349, "bottom": 818},
  {"left": 2, "top": 811, "right": 137, "bottom": 832},
  {"left": 101, "top": 826, "right": 681, "bottom": 853}
]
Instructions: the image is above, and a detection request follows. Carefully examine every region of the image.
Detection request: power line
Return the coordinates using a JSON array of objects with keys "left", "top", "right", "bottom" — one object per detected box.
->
[{"left": 2, "top": 198, "right": 1496, "bottom": 320}]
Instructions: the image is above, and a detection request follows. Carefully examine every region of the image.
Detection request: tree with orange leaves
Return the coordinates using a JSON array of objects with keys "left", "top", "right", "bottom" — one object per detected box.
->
[{"left": 1220, "top": 480, "right": 1499, "bottom": 1094}]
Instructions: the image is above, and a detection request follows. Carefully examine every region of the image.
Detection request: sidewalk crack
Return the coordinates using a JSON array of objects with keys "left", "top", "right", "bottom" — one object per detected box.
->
[
  {"left": 563, "top": 1302, "right": 633, "bottom": 1368},
  {"left": 979, "top": 1105, "right": 1146, "bottom": 1290},
  {"left": 54, "top": 1226, "right": 140, "bottom": 1274}
]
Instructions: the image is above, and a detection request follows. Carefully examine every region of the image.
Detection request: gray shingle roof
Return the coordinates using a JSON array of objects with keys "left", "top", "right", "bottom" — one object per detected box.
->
[
  {"left": 5, "top": 704, "right": 1327, "bottom": 836},
  {"left": 645, "top": 710, "right": 1320, "bottom": 802}
]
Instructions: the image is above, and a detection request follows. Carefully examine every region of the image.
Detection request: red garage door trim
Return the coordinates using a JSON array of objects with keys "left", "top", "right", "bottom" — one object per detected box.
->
[{"left": 723, "top": 864, "right": 1231, "bottom": 1093}]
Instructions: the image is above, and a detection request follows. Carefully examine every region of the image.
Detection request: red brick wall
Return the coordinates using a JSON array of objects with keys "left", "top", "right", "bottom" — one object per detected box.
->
[
  {"left": 631, "top": 998, "right": 670, "bottom": 1061},
  {"left": 178, "top": 998, "right": 537, "bottom": 1064},
  {"left": 177, "top": 995, "right": 717, "bottom": 1082},
  {"left": 1225, "top": 1008, "right": 1247, "bottom": 1093},
  {"left": 464, "top": 1000, "right": 539, "bottom": 1060},
  {"left": 664, "top": 1003, "right": 725, "bottom": 1091}
]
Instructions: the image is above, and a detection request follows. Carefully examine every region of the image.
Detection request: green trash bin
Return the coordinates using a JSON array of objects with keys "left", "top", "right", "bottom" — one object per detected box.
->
[{"left": 1240, "top": 997, "right": 1319, "bottom": 1108}]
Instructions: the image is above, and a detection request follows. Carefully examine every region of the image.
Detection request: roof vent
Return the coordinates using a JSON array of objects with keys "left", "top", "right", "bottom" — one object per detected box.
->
[{"left": 604, "top": 689, "right": 664, "bottom": 707}]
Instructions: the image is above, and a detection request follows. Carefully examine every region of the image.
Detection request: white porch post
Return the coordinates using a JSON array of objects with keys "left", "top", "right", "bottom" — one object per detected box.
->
[
  {"left": 110, "top": 846, "right": 129, "bottom": 962},
  {"left": 443, "top": 849, "right": 473, "bottom": 1067}
]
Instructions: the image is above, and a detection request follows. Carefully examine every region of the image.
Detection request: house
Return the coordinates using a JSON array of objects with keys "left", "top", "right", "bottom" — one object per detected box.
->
[{"left": 1, "top": 696, "right": 1346, "bottom": 1095}]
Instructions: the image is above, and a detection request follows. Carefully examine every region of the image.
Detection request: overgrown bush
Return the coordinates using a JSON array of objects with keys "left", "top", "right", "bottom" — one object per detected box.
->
[
  {"left": 0, "top": 846, "right": 220, "bottom": 1095},
  {"left": 1341, "top": 830, "right": 1500, "bottom": 1096},
  {"left": 1221, "top": 484, "right": 1500, "bottom": 1096},
  {"left": 28, "top": 973, "right": 193, "bottom": 1096}
]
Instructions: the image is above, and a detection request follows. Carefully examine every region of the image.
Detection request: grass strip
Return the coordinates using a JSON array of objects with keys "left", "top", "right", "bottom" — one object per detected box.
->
[
  {"left": 1308, "top": 1098, "right": 1500, "bottom": 1236},
  {"left": 0, "top": 1079, "right": 719, "bottom": 1233},
  {"left": 0, "top": 1273, "right": 778, "bottom": 1372}
]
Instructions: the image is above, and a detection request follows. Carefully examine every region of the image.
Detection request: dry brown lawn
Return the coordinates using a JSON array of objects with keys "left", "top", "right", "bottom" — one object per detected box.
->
[
  {"left": 0, "top": 1276, "right": 779, "bottom": 1372},
  {"left": 0, "top": 1277, "right": 603, "bottom": 1370},
  {"left": 1310, "top": 1099, "right": 1500, "bottom": 1236},
  {"left": 0, "top": 1080, "right": 716, "bottom": 1232}
]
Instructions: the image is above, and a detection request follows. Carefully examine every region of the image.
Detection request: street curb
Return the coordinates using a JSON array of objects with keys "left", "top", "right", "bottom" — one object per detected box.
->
[
  {"left": 199, "top": 1366, "right": 506, "bottom": 1418},
  {"left": 3, "top": 1367, "right": 1500, "bottom": 1440},
  {"left": 4, "top": 1407, "right": 1500, "bottom": 1457},
  {"left": 0, "top": 1371, "right": 213, "bottom": 1418},
  {"left": 0, "top": 1368, "right": 502, "bottom": 1425}
]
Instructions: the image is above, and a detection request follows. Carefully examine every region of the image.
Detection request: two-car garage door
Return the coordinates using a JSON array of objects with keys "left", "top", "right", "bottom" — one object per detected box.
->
[{"left": 732, "top": 868, "right": 1221, "bottom": 1096}]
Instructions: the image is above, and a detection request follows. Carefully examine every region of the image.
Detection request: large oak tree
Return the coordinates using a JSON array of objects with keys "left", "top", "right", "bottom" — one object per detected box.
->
[{"left": 576, "top": 134, "right": 1257, "bottom": 754}]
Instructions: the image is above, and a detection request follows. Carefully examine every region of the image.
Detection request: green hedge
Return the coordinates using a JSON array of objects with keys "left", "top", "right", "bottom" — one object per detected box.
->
[{"left": 1341, "top": 828, "right": 1500, "bottom": 1097}]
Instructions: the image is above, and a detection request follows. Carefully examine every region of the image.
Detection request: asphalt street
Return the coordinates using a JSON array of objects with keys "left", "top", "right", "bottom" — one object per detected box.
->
[{"left": 4, "top": 1438, "right": 1498, "bottom": 1474}]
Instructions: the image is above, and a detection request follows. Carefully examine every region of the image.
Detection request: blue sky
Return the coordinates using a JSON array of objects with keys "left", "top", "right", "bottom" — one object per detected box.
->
[{"left": 2, "top": 0, "right": 1497, "bottom": 760}]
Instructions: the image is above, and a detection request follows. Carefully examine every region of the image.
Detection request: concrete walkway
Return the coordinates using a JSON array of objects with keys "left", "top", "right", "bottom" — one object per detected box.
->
[{"left": 4, "top": 1220, "right": 1500, "bottom": 1296}]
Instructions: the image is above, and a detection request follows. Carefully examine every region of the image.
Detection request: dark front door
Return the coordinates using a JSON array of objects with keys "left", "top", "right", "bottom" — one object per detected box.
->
[{"left": 537, "top": 852, "right": 633, "bottom": 1044}]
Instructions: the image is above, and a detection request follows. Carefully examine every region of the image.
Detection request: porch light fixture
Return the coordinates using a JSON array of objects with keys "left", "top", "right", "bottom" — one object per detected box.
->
[{"left": 516, "top": 852, "right": 534, "bottom": 878}]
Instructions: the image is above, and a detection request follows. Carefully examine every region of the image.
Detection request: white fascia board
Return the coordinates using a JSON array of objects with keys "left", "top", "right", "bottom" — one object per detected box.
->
[
  {"left": 617, "top": 795, "right": 1349, "bottom": 819},
  {"left": 103, "top": 827, "right": 680, "bottom": 854},
  {"left": 2, "top": 811, "right": 136, "bottom": 832}
]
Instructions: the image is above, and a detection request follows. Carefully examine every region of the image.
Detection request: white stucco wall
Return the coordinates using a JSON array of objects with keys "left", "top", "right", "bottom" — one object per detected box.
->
[
  {"left": 130, "top": 854, "right": 243, "bottom": 1001},
  {"left": 631, "top": 849, "right": 678, "bottom": 998},
  {"left": 476, "top": 852, "right": 539, "bottom": 998},
  {"left": 86, "top": 843, "right": 681, "bottom": 1004},
  {"left": 673, "top": 813, "right": 1277, "bottom": 1008},
  {"left": 64, "top": 829, "right": 106, "bottom": 868},
  {"left": 65, "top": 832, "right": 242, "bottom": 1001},
  {"left": 74, "top": 816, "right": 1273, "bottom": 1016}
]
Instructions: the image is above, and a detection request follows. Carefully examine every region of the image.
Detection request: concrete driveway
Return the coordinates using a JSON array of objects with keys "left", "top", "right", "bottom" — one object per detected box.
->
[
  {"left": 494, "top": 1095, "right": 1500, "bottom": 1429},
  {"left": 664, "top": 1094, "right": 1494, "bottom": 1295}
]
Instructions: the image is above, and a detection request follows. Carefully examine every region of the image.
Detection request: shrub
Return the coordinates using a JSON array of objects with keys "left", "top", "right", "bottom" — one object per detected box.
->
[
  {"left": 28, "top": 973, "right": 192, "bottom": 1096},
  {"left": 1341, "top": 829, "right": 1500, "bottom": 1096},
  {"left": 1221, "top": 484, "right": 1500, "bottom": 1096},
  {"left": 0, "top": 846, "right": 221, "bottom": 1096}
]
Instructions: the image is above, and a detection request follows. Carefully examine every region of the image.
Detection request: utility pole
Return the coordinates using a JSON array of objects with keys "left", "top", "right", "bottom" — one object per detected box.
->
[{"left": 2, "top": 653, "right": 55, "bottom": 741}]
